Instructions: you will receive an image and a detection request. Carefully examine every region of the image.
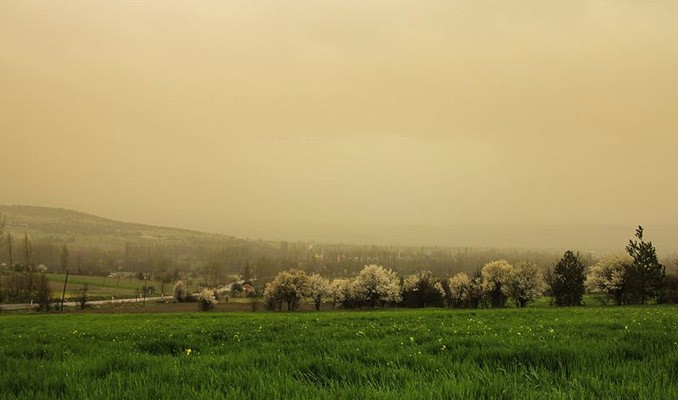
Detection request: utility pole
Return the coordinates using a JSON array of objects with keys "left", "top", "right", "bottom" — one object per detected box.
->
[{"left": 61, "top": 270, "right": 69, "bottom": 311}]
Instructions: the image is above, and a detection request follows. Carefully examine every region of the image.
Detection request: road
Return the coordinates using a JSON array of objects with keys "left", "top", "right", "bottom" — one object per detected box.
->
[{"left": 0, "top": 296, "right": 173, "bottom": 311}]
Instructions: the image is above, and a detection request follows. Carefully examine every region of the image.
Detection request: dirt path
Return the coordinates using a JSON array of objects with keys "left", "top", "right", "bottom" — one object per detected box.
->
[{"left": 0, "top": 296, "right": 173, "bottom": 311}]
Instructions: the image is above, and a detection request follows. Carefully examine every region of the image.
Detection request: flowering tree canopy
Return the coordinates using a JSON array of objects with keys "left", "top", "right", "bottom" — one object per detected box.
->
[
  {"left": 402, "top": 270, "right": 445, "bottom": 308},
  {"left": 587, "top": 255, "right": 633, "bottom": 305},
  {"left": 481, "top": 259, "right": 513, "bottom": 307},
  {"left": 506, "top": 261, "right": 545, "bottom": 307},
  {"left": 305, "top": 273, "right": 331, "bottom": 311},
  {"left": 354, "top": 264, "right": 402, "bottom": 308},
  {"left": 448, "top": 272, "right": 483, "bottom": 308},
  {"left": 263, "top": 269, "right": 308, "bottom": 311}
]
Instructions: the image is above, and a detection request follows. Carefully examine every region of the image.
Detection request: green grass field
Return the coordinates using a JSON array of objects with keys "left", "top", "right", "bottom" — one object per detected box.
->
[
  {"left": 44, "top": 273, "right": 171, "bottom": 301},
  {"left": 1, "top": 306, "right": 677, "bottom": 399}
]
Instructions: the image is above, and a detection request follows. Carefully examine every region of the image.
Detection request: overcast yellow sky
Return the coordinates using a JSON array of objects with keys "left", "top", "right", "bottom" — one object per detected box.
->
[{"left": 1, "top": 1, "right": 677, "bottom": 236}]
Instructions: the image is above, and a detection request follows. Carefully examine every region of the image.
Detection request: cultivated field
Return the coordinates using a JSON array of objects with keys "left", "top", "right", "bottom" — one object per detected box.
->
[
  {"left": 44, "top": 273, "right": 172, "bottom": 301},
  {"left": 1, "top": 306, "right": 677, "bottom": 399}
]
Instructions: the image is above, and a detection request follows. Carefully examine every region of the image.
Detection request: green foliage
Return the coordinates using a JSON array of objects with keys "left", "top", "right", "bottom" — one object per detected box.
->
[
  {"left": 401, "top": 271, "right": 445, "bottom": 308},
  {"left": 0, "top": 307, "right": 677, "bottom": 399},
  {"left": 548, "top": 250, "right": 586, "bottom": 306},
  {"left": 625, "top": 226, "right": 665, "bottom": 304}
]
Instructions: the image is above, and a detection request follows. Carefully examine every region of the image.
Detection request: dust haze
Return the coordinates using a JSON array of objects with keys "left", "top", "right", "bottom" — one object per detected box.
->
[{"left": 1, "top": 1, "right": 677, "bottom": 247}]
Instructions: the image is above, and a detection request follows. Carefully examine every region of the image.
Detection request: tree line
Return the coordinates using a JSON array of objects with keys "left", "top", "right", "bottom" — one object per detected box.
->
[{"left": 257, "top": 226, "right": 676, "bottom": 311}]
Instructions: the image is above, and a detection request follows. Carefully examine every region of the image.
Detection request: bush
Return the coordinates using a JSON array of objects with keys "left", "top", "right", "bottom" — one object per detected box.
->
[
  {"left": 173, "top": 281, "right": 187, "bottom": 302},
  {"left": 36, "top": 273, "right": 53, "bottom": 312},
  {"left": 659, "top": 274, "right": 678, "bottom": 304},
  {"left": 76, "top": 285, "right": 89, "bottom": 310},
  {"left": 198, "top": 288, "right": 217, "bottom": 311},
  {"left": 402, "top": 271, "right": 445, "bottom": 308},
  {"left": 247, "top": 290, "right": 259, "bottom": 311}
]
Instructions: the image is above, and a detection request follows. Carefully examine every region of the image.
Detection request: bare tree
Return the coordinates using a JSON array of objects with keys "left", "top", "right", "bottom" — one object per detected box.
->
[
  {"left": 37, "top": 273, "right": 53, "bottom": 311},
  {"left": 6, "top": 233, "right": 13, "bottom": 268},
  {"left": 76, "top": 284, "right": 89, "bottom": 310},
  {"left": 23, "top": 232, "right": 32, "bottom": 269}
]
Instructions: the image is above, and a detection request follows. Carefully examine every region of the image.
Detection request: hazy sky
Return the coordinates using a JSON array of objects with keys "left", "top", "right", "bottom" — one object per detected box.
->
[{"left": 1, "top": 1, "right": 677, "bottom": 236}]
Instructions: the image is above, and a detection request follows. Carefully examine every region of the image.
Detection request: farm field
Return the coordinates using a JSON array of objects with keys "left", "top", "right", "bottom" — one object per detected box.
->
[
  {"left": 44, "top": 273, "right": 173, "bottom": 301},
  {"left": 1, "top": 306, "right": 678, "bottom": 399}
]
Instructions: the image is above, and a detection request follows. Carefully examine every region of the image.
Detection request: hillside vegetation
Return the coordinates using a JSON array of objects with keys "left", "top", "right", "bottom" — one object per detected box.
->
[{"left": 0, "top": 205, "right": 248, "bottom": 249}]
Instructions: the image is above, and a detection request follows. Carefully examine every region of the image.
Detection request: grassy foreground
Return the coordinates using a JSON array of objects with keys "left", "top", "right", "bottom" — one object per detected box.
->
[{"left": 1, "top": 306, "right": 677, "bottom": 399}]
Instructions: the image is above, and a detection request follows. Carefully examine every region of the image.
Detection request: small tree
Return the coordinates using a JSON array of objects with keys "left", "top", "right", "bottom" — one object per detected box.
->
[
  {"left": 6, "top": 233, "right": 14, "bottom": 268},
  {"left": 328, "top": 278, "right": 353, "bottom": 309},
  {"left": 36, "top": 273, "right": 53, "bottom": 311},
  {"left": 505, "top": 261, "right": 544, "bottom": 307},
  {"left": 247, "top": 289, "right": 259, "bottom": 311},
  {"left": 402, "top": 271, "right": 445, "bottom": 308},
  {"left": 354, "top": 264, "right": 402, "bottom": 308},
  {"left": 173, "top": 280, "right": 187, "bottom": 302},
  {"left": 448, "top": 272, "right": 483, "bottom": 308},
  {"left": 625, "top": 226, "right": 665, "bottom": 304},
  {"left": 22, "top": 232, "right": 32, "bottom": 270},
  {"left": 198, "top": 288, "right": 217, "bottom": 311},
  {"left": 76, "top": 284, "right": 89, "bottom": 310},
  {"left": 305, "top": 273, "right": 330, "bottom": 311},
  {"left": 262, "top": 269, "right": 308, "bottom": 311},
  {"left": 481, "top": 260, "right": 513, "bottom": 307},
  {"left": 587, "top": 255, "right": 633, "bottom": 305},
  {"left": 547, "top": 250, "right": 586, "bottom": 306}
]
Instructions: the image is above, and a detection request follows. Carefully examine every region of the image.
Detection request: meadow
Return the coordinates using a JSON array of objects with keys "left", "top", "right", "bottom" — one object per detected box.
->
[
  {"left": 1, "top": 306, "right": 677, "bottom": 399},
  {"left": 44, "top": 273, "right": 171, "bottom": 301}
]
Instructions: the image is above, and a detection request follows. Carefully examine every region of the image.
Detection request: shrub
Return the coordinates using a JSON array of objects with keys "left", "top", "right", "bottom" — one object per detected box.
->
[
  {"left": 76, "top": 285, "right": 89, "bottom": 310},
  {"left": 402, "top": 271, "right": 445, "bottom": 308},
  {"left": 173, "top": 281, "right": 187, "bottom": 302},
  {"left": 198, "top": 288, "right": 217, "bottom": 311},
  {"left": 659, "top": 274, "right": 678, "bottom": 304},
  {"left": 247, "top": 290, "right": 259, "bottom": 311},
  {"left": 36, "top": 273, "right": 53, "bottom": 312}
]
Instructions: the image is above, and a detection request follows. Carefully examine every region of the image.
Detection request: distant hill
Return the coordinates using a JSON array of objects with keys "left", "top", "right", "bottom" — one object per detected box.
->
[
  {"left": 2, "top": 205, "right": 677, "bottom": 257},
  {"left": 0, "top": 205, "right": 257, "bottom": 249}
]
